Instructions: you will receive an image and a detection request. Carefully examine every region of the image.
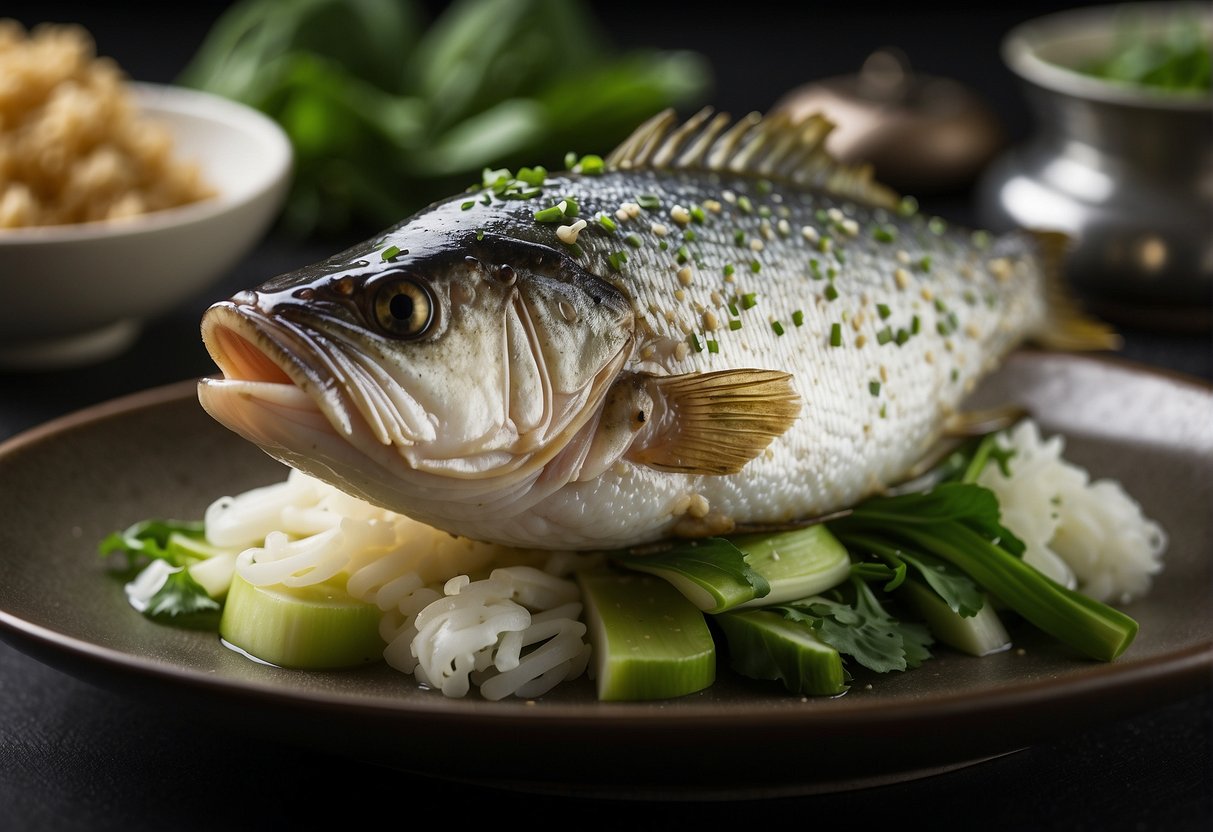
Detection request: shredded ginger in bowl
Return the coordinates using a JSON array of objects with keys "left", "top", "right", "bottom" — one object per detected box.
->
[{"left": 0, "top": 20, "right": 214, "bottom": 228}]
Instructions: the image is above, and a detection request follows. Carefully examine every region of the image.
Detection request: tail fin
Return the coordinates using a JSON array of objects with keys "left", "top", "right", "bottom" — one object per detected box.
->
[{"left": 1027, "top": 230, "right": 1121, "bottom": 351}]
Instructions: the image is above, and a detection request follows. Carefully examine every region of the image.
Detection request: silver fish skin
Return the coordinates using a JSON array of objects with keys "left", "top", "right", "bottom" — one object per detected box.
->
[{"left": 198, "top": 110, "right": 1105, "bottom": 550}]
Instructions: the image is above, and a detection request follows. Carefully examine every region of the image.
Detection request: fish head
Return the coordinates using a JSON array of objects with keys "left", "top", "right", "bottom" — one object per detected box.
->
[{"left": 198, "top": 227, "right": 635, "bottom": 520}]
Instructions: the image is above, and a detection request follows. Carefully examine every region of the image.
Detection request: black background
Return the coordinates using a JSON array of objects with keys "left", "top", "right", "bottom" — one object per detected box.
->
[{"left": 1, "top": 2, "right": 1210, "bottom": 829}]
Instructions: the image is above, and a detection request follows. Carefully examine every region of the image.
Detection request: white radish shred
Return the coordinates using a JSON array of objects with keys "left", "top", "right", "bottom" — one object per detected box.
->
[
  {"left": 202, "top": 469, "right": 590, "bottom": 699},
  {"left": 976, "top": 420, "right": 1167, "bottom": 604}
]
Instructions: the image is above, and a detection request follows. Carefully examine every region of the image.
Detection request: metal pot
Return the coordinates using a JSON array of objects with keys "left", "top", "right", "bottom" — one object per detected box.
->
[{"left": 977, "top": 2, "right": 1212, "bottom": 329}]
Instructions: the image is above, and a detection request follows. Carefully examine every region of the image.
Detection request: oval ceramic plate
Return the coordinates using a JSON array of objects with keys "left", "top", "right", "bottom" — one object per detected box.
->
[{"left": 0, "top": 352, "right": 1209, "bottom": 798}]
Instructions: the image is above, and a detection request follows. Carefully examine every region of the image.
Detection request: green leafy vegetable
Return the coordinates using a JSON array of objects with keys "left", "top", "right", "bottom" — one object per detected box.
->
[
  {"left": 613, "top": 537, "right": 770, "bottom": 613},
  {"left": 99, "top": 519, "right": 208, "bottom": 574},
  {"left": 179, "top": 0, "right": 711, "bottom": 235},
  {"left": 141, "top": 568, "right": 224, "bottom": 631},
  {"left": 101, "top": 519, "right": 232, "bottom": 629},
  {"left": 829, "top": 483, "right": 1139, "bottom": 661},
  {"left": 775, "top": 578, "right": 933, "bottom": 674},
  {"left": 1080, "top": 12, "right": 1211, "bottom": 93}
]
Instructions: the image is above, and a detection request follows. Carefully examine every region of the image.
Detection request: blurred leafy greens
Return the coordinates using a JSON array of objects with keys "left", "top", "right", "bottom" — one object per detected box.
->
[
  {"left": 179, "top": 0, "right": 711, "bottom": 235},
  {"left": 1080, "top": 10, "right": 1211, "bottom": 93}
]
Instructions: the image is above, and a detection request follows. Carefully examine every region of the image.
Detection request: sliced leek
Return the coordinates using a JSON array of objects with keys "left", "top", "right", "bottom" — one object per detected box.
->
[
  {"left": 220, "top": 571, "right": 384, "bottom": 669},
  {"left": 577, "top": 569, "right": 715, "bottom": 701},
  {"left": 714, "top": 608, "right": 846, "bottom": 696}
]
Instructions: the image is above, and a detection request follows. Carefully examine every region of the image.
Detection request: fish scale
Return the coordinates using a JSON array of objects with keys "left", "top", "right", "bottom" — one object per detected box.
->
[{"left": 198, "top": 110, "right": 1109, "bottom": 550}]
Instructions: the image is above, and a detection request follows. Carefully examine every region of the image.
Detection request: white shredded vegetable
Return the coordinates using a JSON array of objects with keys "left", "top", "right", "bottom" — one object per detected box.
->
[{"left": 977, "top": 420, "right": 1167, "bottom": 604}]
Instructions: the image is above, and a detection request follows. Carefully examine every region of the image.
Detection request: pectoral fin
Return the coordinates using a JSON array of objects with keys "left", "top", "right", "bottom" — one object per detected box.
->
[{"left": 628, "top": 369, "right": 800, "bottom": 475}]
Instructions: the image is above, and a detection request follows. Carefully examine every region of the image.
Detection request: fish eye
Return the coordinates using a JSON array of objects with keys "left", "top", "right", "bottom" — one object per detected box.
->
[{"left": 373, "top": 277, "right": 433, "bottom": 338}]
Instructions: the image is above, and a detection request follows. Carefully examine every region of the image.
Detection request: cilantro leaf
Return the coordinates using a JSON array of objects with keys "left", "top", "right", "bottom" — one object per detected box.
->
[
  {"left": 141, "top": 568, "right": 223, "bottom": 631},
  {"left": 100, "top": 519, "right": 207, "bottom": 574},
  {"left": 898, "top": 550, "right": 984, "bottom": 618},
  {"left": 776, "top": 579, "right": 934, "bottom": 674}
]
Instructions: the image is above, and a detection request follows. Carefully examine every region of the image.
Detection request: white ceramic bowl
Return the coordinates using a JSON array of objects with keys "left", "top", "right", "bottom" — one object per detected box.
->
[{"left": 0, "top": 82, "right": 292, "bottom": 370}]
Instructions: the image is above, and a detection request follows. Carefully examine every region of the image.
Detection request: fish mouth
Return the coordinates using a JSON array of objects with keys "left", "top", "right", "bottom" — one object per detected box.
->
[{"left": 198, "top": 301, "right": 354, "bottom": 451}]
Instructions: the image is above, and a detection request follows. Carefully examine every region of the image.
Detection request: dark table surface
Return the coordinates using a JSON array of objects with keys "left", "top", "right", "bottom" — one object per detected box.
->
[{"left": 2, "top": 1, "right": 1211, "bottom": 828}]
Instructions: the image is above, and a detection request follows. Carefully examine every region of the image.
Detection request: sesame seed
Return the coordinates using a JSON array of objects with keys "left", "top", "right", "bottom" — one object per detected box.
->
[
  {"left": 897, "top": 250, "right": 911, "bottom": 265},
  {"left": 710, "top": 290, "right": 723, "bottom": 305},
  {"left": 749, "top": 239, "right": 765, "bottom": 252},
  {"left": 678, "top": 266, "right": 693, "bottom": 286},
  {"left": 760, "top": 220, "right": 774, "bottom": 241},
  {"left": 722, "top": 190, "right": 737, "bottom": 204},
  {"left": 925, "top": 350, "right": 935, "bottom": 364},
  {"left": 703, "top": 310, "right": 719, "bottom": 330},
  {"left": 640, "top": 344, "right": 655, "bottom": 359},
  {"left": 777, "top": 219, "right": 791, "bottom": 237},
  {"left": 920, "top": 286, "right": 934, "bottom": 301},
  {"left": 688, "top": 494, "right": 710, "bottom": 518},
  {"left": 880, "top": 365, "right": 889, "bottom": 382},
  {"left": 651, "top": 222, "right": 669, "bottom": 237},
  {"left": 556, "top": 219, "right": 587, "bottom": 245},
  {"left": 964, "top": 323, "right": 981, "bottom": 338},
  {"left": 674, "top": 342, "right": 690, "bottom": 361},
  {"left": 855, "top": 334, "right": 867, "bottom": 348},
  {"left": 703, "top": 198, "right": 722, "bottom": 213},
  {"left": 827, "top": 207, "right": 844, "bottom": 223},
  {"left": 895, "top": 268, "right": 911, "bottom": 289},
  {"left": 989, "top": 257, "right": 1013, "bottom": 281},
  {"left": 670, "top": 205, "right": 691, "bottom": 226},
  {"left": 674, "top": 289, "right": 686, "bottom": 301},
  {"left": 611, "top": 204, "right": 640, "bottom": 223},
  {"left": 801, "top": 225, "right": 820, "bottom": 243},
  {"left": 841, "top": 218, "right": 859, "bottom": 236}
]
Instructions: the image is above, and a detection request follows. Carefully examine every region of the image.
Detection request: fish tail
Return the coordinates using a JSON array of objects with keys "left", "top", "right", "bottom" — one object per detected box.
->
[{"left": 1027, "top": 230, "right": 1122, "bottom": 351}]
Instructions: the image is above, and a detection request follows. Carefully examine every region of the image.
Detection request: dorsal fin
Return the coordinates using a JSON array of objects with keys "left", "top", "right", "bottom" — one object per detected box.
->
[{"left": 605, "top": 107, "right": 899, "bottom": 210}]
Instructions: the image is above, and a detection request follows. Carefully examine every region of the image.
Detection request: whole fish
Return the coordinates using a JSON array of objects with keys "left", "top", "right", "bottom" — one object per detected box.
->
[{"left": 198, "top": 109, "right": 1113, "bottom": 550}]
